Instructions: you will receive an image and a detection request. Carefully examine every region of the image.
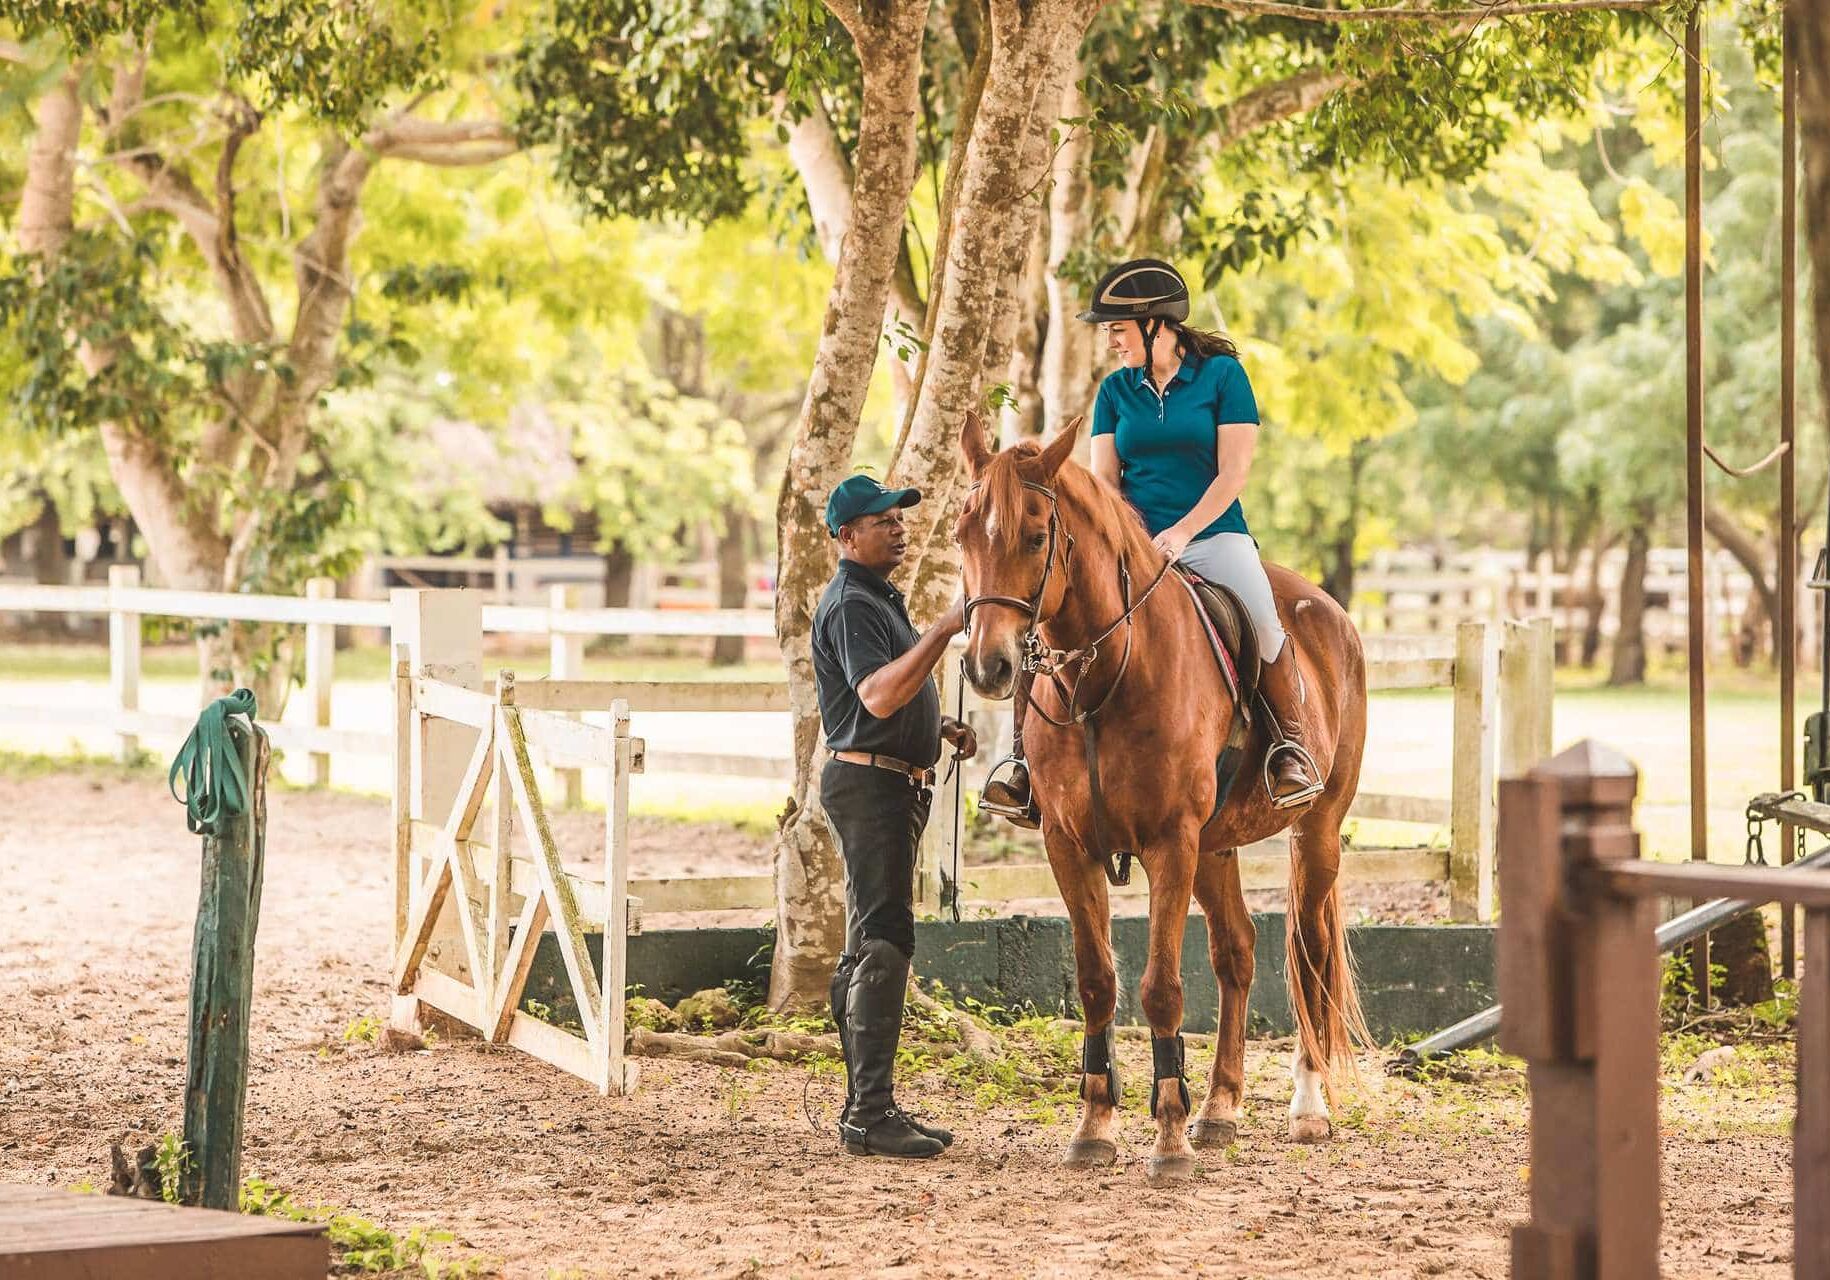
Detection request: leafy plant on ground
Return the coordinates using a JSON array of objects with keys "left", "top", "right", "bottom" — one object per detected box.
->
[
  {"left": 151, "top": 1133, "right": 189, "bottom": 1204},
  {"left": 242, "top": 1178, "right": 490, "bottom": 1277}
]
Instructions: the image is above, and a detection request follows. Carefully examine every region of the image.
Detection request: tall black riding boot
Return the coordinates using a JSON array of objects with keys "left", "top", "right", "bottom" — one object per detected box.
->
[
  {"left": 840, "top": 938, "right": 945, "bottom": 1158},
  {"left": 1258, "top": 647, "right": 1324, "bottom": 810},
  {"left": 829, "top": 953, "right": 859, "bottom": 1139}
]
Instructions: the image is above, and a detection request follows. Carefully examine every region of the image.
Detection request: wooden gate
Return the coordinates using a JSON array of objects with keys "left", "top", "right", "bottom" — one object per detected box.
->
[
  {"left": 1502, "top": 741, "right": 1830, "bottom": 1277},
  {"left": 389, "top": 589, "right": 642, "bottom": 1095}
]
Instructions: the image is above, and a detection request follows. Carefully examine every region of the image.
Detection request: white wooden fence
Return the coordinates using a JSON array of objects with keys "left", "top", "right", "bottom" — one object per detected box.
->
[{"left": 0, "top": 577, "right": 1553, "bottom": 922}]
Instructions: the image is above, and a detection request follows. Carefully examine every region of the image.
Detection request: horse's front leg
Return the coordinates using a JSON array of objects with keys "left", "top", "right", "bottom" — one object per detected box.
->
[
  {"left": 1045, "top": 826, "right": 1120, "bottom": 1170},
  {"left": 1138, "top": 824, "right": 1200, "bottom": 1184}
]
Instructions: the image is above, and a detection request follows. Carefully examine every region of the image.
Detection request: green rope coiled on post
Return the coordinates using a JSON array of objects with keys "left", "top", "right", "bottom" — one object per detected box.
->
[{"left": 169, "top": 689, "right": 260, "bottom": 836}]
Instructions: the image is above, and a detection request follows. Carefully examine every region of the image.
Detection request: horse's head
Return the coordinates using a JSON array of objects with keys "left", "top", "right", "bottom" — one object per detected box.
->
[{"left": 954, "top": 411, "right": 1082, "bottom": 699}]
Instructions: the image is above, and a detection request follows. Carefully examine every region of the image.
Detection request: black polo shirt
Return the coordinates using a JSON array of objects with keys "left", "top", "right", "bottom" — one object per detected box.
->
[{"left": 811, "top": 558, "right": 942, "bottom": 768}]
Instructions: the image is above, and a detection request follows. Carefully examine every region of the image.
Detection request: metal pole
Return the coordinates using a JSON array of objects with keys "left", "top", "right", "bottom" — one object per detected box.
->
[
  {"left": 1684, "top": 11, "right": 1710, "bottom": 1004},
  {"left": 1782, "top": 4, "right": 1799, "bottom": 981},
  {"left": 1394, "top": 843, "right": 1830, "bottom": 1068}
]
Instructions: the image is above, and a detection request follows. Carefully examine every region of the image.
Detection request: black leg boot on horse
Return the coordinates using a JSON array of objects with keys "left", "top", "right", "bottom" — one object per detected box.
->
[
  {"left": 1258, "top": 647, "right": 1323, "bottom": 809},
  {"left": 839, "top": 938, "right": 946, "bottom": 1158}
]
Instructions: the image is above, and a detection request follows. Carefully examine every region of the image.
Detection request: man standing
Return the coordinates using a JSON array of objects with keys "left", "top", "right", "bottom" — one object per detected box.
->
[{"left": 814, "top": 475, "right": 977, "bottom": 1159}]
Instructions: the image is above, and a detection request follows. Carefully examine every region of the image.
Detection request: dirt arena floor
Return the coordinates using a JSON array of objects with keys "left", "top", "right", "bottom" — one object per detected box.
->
[{"left": 0, "top": 764, "right": 1797, "bottom": 1278}]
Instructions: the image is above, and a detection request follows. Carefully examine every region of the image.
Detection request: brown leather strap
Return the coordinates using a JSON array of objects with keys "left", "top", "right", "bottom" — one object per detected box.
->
[{"left": 832, "top": 750, "right": 935, "bottom": 788}]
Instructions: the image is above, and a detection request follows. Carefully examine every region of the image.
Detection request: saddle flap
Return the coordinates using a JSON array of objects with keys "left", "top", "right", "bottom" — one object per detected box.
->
[{"left": 1176, "top": 569, "right": 1261, "bottom": 710}]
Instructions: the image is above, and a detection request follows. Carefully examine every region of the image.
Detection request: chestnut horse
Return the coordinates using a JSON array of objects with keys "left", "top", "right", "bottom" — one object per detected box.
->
[{"left": 954, "top": 412, "right": 1369, "bottom": 1183}]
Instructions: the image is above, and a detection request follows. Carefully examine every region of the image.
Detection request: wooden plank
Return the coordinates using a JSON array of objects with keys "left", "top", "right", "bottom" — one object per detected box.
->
[
  {"left": 303, "top": 578, "right": 336, "bottom": 786},
  {"left": 507, "top": 680, "right": 790, "bottom": 714},
  {"left": 505, "top": 1009, "right": 597, "bottom": 1082},
  {"left": 1591, "top": 860, "right": 1830, "bottom": 909},
  {"left": 107, "top": 564, "right": 141, "bottom": 763},
  {"left": 642, "top": 750, "right": 792, "bottom": 780},
  {"left": 628, "top": 873, "right": 775, "bottom": 913},
  {"left": 487, "top": 891, "right": 551, "bottom": 1043},
  {"left": 600, "top": 701, "right": 634, "bottom": 1095},
  {"left": 1449, "top": 620, "right": 1499, "bottom": 921},
  {"left": 391, "top": 650, "right": 412, "bottom": 953},
  {"left": 0, "top": 584, "right": 113, "bottom": 613},
  {"left": 1797, "top": 908, "right": 1830, "bottom": 1278},
  {"left": 1347, "top": 792, "right": 1450, "bottom": 826},
  {"left": 412, "top": 967, "right": 486, "bottom": 1030},
  {"left": 1361, "top": 634, "right": 1458, "bottom": 664},
  {"left": 1364, "top": 657, "right": 1458, "bottom": 690},
  {"left": 515, "top": 706, "right": 614, "bottom": 769},
  {"left": 1497, "top": 776, "right": 1566, "bottom": 1061},
  {"left": 1501, "top": 616, "right": 1555, "bottom": 778},
  {"left": 1590, "top": 894, "right": 1660, "bottom": 1278},
  {"left": 413, "top": 677, "right": 495, "bottom": 730},
  {"left": 0, "top": 1187, "right": 326, "bottom": 1280},
  {"left": 113, "top": 585, "right": 389, "bottom": 627},
  {"left": 501, "top": 707, "right": 604, "bottom": 1046},
  {"left": 549, "top": 585, "right": 586, "bottom": 808},
  {"left": 257, "top": 722, "right": 389, "bottom": 757}
]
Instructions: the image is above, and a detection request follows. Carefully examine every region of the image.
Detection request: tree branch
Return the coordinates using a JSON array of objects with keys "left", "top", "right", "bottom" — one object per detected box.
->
[
  {"left": 1215, "top": 66, "right": 1354, "bottom": 149},
  {"left": 1183, "top": 0, "right": 1658, "bottom": 21},
  {"left": 361, "top": 117, "right": 518, "bottom": 166}
]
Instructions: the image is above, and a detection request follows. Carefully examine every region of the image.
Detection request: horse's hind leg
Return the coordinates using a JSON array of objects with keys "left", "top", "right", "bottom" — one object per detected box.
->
[
  {"left": 1137, "top": 828, "right": 1201, "bottom": 1185},
  {"left": 1047, "top": 829, "right": 1120, "bottom": 1171},
  {"left": 1285, "top": 806, "right": 1370, "bottom": 1143},
  {"left": 1190, "top": 849, "right": 1253, "bottom": 1148}
]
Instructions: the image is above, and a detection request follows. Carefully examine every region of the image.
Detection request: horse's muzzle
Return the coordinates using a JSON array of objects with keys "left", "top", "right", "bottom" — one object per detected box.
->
[{"left": 964, "top": 648, "right": 1018, "bottom": 701}]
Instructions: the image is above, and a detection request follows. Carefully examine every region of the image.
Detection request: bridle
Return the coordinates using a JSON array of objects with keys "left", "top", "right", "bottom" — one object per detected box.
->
[
  {"left": 959, "top": 475, "right": 1175, "bottom": 886},
  {"left": 961, "top": 478, "right": 1173, "bottom": 719}
]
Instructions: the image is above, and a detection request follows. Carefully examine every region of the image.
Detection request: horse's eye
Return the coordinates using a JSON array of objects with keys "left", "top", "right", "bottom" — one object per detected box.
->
[{"left": 1027, "top": 531, "right": 1047, "bottom": 553}]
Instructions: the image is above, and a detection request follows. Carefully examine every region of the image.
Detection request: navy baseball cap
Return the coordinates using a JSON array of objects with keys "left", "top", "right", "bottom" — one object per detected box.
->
[{"left": 825, "top": 475, "right": 921, "bottom": 537}]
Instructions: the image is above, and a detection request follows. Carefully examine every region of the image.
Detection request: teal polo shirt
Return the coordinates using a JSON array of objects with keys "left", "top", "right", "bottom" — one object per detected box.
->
[{"left": 1090, "top": 350, "right": 1258, "bottom": 541}]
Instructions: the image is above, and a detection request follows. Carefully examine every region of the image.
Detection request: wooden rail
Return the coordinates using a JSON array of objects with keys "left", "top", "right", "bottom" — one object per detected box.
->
[
  {"left": 0, "top": 581, "right": 1555, "bottom": 922},
  {"left": 1501, "top": 739, "right": 1827, "bottom": 1277}
]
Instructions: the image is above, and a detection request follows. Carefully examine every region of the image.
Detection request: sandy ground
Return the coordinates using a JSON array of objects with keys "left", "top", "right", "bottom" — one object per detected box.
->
[{"left": 0, "top": 766, "right": 1796, "bottom": 1278}]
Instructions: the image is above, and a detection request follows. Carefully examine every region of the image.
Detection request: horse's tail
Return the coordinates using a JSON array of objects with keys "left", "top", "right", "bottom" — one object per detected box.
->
[{"left": 1284, "top": 854, "right": 1372, "bottom": 1098}]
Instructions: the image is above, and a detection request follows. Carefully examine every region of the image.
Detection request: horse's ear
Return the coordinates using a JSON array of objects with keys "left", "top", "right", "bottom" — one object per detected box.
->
[
  {"left": 960, "top": 410, "right": 995, "bottom": 476},
  {"left": 1039, "top": 415, "right": 1083, "bottom": 478}
]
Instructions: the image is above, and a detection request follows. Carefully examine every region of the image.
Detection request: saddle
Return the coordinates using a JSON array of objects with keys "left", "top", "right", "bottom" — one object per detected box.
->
[{"left": 1175, "top": 569, "right": 1260, "bottom": 712}]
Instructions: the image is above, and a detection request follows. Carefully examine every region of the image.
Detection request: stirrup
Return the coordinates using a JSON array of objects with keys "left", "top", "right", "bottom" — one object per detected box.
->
[
  {"left": 978, "top": 754, "right": 1040, "bottom": 829},
  {"left": 1264, "top": 740, "right": 1324, "bottom": 810}
]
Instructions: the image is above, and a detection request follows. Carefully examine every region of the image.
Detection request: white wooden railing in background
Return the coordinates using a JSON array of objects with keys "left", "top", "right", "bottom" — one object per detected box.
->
[{"left": 0, "top": 574, "right": 1553, "bottom": 922}]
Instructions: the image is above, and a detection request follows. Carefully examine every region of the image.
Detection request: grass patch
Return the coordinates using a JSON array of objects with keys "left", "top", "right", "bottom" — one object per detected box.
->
[
  {"left": 241, "top": 1178, "right": 492, "bottom": 1277},
  {"left": 0, "top": 745, "right": 162, "bottom": 779}
]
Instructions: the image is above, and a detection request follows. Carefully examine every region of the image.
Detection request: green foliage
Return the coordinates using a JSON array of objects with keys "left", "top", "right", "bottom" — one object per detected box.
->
[
  {"left": 0, "top": 0, "right": 204, "bottom": 54},
  {"left": 228, "top": 1, "right": 454, "bottom": 131},
  {"left": 151, "top": 1132, "right": 189, "bottom": 1204},
  {"left": 241, "top": 1178, "right": 485, "bottom": 1276},
  {"left": 342, "top": 1015, "right": 381, "bottom": 1045}
]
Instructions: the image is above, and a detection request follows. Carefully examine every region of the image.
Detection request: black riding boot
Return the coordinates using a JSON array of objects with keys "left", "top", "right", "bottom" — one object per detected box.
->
[
  {"left": 832, "top": 952, "right": 953, "bottom": 1149},
  {"left": 840, "top": 938, "right": 945, "bottom": 1158}
]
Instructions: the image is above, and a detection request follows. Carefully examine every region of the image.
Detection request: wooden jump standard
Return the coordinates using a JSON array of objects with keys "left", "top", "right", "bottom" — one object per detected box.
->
[{"left": 1502, "top": 740, "right": 1829, "bottom": 1278}]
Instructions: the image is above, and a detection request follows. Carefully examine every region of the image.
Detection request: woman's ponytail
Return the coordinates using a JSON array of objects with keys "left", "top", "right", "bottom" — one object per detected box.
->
[{"left": 1173, "top": 324, "right": 1238, "bottom": 360}]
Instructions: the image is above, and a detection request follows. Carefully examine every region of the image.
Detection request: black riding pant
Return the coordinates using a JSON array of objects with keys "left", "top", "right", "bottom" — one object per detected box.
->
[{"left": 820, "top": 758, "right": 932, "bottom": 958}]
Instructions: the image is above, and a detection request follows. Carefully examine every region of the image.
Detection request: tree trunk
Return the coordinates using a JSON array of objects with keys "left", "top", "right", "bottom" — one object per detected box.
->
[
  {"left": 1708, "top": 910, "right": 1775, "bottom": 1007},
  {"left": 890, "top": 0, "right": 1096, "bottom": 592},
  {"left": 1039, "top": 64, "right": 1098, "bottom": 434},
  {"left": 1608, "top": 519, "right": 1651, "bottom": 687},
  {"left": 712, "top": 508, "right": 750, "bottom": 666},
  {"left": 1705, "top": 500, "right": 1780, "bottom": 665},
  {"left": 1579, "top": 530, "right": 1611, "bottom": 669},
  {"left": 767, "top": 3, "right": 930, "bottom": 1011}
]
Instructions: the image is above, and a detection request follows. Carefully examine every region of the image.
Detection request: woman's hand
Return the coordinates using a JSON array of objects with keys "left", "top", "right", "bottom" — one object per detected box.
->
[{"left": 1151, "top": 523, "right": 1193, "bottom": 562}]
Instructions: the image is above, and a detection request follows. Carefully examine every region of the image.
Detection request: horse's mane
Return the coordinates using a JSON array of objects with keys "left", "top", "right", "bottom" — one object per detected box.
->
[{"left": 961, "top": 440, "right": 1161, "bottom": 570}]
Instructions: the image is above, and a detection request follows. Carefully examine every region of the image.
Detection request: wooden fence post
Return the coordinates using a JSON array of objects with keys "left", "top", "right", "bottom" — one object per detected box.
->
[
  {"left": 108, "top": 564, "right": 141, "bottom": 763},
  {"left": 1501, "top": 616, "right": 1555, "bottom": 778},
  {"left": 388, "top": 589, "right": 483, "bottom": 1031},
  {"left": 1450, "top": 620, "right": 1499, "bottom": 921},
  {"left": 1504, "top": 740, "right": 1658, "bottom": 1280},
  {"left": 601, "top": 697, "right": 636, "bottom": 1095},
  {"left": 1798, "top": 908, "right": 1830, "bottom": 1277},
  {"left": 304, "top": 577, "right": 336, "bottom": 786},
  {"left": 550, "top": 584, "right": 585, "bottom": 808},
  {"left": 181, "top": 713, "right": 267, "bottom": 1211}
]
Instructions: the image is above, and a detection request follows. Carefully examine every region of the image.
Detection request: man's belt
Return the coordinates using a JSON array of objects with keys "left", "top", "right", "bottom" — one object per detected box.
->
[{"left": 833, "top": 750, "right": 936, "bottom": 788}]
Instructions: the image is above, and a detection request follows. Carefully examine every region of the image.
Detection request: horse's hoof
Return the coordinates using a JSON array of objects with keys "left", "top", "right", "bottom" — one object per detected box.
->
[
  {"left": 1288, "top": 1115, "right": 1333, "bottom": 1144},
  {"left": 1145, "top": 1153, "right": 1197, "bottom": 1186},
  {"left": 1188, "top": 1118, "right": 1237, "bottom": 1149},
  {"left": 1061, "top": 1138, "right": 1118, "bottom": 1170}
]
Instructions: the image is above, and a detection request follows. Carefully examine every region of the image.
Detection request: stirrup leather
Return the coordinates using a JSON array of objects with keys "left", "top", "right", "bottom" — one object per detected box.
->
[{"left": 978, "top": 753, "right": 1040, "bottom": 829}]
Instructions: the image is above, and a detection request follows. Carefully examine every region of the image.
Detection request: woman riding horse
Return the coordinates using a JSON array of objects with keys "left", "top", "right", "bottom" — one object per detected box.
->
[
  {"left": 981, "top": 258, "right": 1320, "bottom": 824},
  {"left": 954, "top": 411, "right": 1369, "bottom": 1182}
]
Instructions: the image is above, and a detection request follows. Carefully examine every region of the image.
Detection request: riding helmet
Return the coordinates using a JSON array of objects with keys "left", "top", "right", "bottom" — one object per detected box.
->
[{"left": 1077, "top": 259, "right": 1190, "bottom": 325}]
